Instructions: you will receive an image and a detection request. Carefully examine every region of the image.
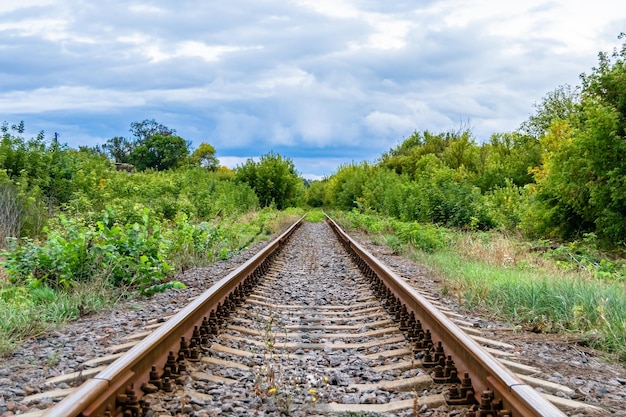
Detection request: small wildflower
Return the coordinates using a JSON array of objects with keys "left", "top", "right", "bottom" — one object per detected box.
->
[
  {"left": 261, "top": 366, "right": 266, "bottom": 371},
  {"left": 268, "top": 387, "right": 276, "bottom": 394},
  {"left": 323, "top": 376, "right": 329, "bottom": 383},
  {"left": 309, "top": 388, "right": 316, "bottom": 394}
]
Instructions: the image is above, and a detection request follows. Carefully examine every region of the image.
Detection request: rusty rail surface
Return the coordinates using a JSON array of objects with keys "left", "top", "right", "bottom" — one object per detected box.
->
[
  {"left": 44, "top": 214, "right": 567, "bottom": 417},
  {"left": 326, "top": 215, "right": 566, "bottom": 417},
  {"left": 44, "top": 216, "right": 304, "bottom": 417}
]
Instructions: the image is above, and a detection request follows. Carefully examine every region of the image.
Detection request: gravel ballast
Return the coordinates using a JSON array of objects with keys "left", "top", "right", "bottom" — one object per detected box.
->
[{"left": 0, "top": 221, "right": 624, "bottom": 416}]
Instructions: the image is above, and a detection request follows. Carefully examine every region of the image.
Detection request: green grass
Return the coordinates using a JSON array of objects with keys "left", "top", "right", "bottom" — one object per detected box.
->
[
  {"left": 333, "top": 210, "right": 626, "bottom": 361},
  {"left": 418, "top": 248, "right": 626, "bottom": 361},
  {"left": 0, "top": 279, "right": 116, "bottom": 356},
  {"left": 304, "top": 209, "right": 326, "bottom": 223}
]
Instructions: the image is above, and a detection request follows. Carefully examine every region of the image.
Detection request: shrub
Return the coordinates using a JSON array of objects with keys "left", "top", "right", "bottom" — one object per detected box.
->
[
  {"left": 391, "top": 220, "right": 450, "bottom": 252},
  {"left": 481, "top": 179, "right": 529, "bottom": 231},
  {"left": 1, "top": 209, "right": 173, "bottom": 293}
]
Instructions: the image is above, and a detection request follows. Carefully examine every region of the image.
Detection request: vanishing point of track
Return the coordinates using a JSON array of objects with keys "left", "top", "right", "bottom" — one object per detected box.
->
[{"left": 42, "top": 216, "right": 573, "bottom": 416}]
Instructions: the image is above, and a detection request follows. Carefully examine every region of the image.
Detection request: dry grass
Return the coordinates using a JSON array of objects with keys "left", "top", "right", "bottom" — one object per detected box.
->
[
  {"left": 0, "top": 257, "right": 8, "bottom": 283},
  {"left": 455, "top": 233, "right": 519, "bottom": 267},
  {"left": 453, "top": 232, "right": 576, "bottom": 277},
  {"left": 265, "top": 210, "right": 303, "bottom": 234},
  {"left": 416, "top": 236, "right": 626, "bottom": 361}
]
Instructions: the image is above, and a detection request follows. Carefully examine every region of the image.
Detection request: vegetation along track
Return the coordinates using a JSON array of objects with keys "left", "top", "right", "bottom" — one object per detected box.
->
[{"left": 26, "top": 217, "right": 604, "bottom": 416}]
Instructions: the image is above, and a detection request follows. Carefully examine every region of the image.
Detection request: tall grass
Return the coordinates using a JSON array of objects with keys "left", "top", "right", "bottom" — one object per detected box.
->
[
  {"left": 0, "top": 278, "right": 116, "bottom": 356},
  {"left": 334, "top": 210, "right": 626, "bottom": 361},
  {"left": 417, "top": 250, "right": 626, "bottom": 360}
]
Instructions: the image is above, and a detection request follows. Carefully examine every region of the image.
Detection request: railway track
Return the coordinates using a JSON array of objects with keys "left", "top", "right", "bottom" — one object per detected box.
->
[{"left": 19, "top": 216, "right": 606, "bottom": 416}]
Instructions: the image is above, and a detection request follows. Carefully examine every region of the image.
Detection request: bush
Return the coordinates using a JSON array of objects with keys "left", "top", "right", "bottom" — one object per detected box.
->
[
  {"left": 69, "top": 167, "right": 259, "bottom": 224},
  {"left": 1, "top": 209, "right": 173, "bottom": 293},
  {"left": 324, "top": 163, "right": 492, "bottom": 230},
  {"left": 166, "top": 213, "right": 228, "bottom": 270},
  {"left": 481, "top": 179, "right": 528, "bottom": 231},
  {"left": 235, "top": 152, "right": 302, "bottom": 209},
  {"left": 543, "top": 233, "right": 626, "bottom": 281},
  {"left": 391, "top": 220, "right": 450, "bottom": 252}
]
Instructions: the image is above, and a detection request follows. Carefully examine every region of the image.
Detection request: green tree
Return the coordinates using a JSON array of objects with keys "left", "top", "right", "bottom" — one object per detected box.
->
[
  {"left": 379, "top": 129, "right": 476, "bottom": 178},
  {"left": 528, "top": 36, "right": 626, "bottom": 244},
  {"left": 129, "top": 119, "right": 176, "bottom": 142},
  {"left": 102, "top": 136, "right": 133, "bottom": 163},
  {"left": 190, "top": 142, "right": 219, "bottom": 170},
  {"left": 102, "top": 120, "right": 178, "bottom": 165},
  {"left": 324, "top": 163, "right": 372, "bottom": 210},
  {"left": 235, "top": 152, "right": 301, "bottom": 209},
  {"left": 473, "top": 132, "right": 541, "bottom": 191},
  {"left": 520, "top": 84, "right": 580, "bottom": 138},
  {"left": 441, "top": 130, "right": 478, "bottom": 171},
  {"left": 305, "top": 180, "right": 326, "bottom": 207},
  {"left": 581, "top": 35, "right": 626, "bottom": 137},
  {"left": 0, "top": 122, "right": 116, "bottom": 238},
  {"left": 129, "top": 134, "right": 190, "bottom": 171},
  {"left": 0, "top": 123, "right": 76, "bottom": 205}
]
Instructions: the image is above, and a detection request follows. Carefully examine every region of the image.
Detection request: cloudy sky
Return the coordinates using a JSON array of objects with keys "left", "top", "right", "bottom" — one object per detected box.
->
[{"left": 1, "top": 1, "right": 625, "bottom": 179}]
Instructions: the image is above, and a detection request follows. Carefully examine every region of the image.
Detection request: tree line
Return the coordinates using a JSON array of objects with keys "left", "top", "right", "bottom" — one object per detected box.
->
[
  {"left": 309, "top": 36, "right": 626, "bottom": 247},
  {"left": 98, "top": 119, "right": 219, "bottom": 171},
  {"left": 0, "top": 119, "right": 303, "bottom": 245},
  {"left": 1, "top": 36, "right": 626, "bottom": 248}
]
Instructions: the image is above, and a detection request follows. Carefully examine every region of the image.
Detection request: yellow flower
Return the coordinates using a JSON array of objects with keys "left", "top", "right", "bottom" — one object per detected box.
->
[
  {"left": 323, "top": 377, "right": 329, "bottom": 383},
  {"left": 268, "top": 387, "right": 276, "bottom": 394},
  {"left": 309, "top": 388, "right": 316, "bottom": 394}
]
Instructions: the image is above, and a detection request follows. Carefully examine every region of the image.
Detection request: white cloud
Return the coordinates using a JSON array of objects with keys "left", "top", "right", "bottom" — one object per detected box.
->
[
  {"left": 212, "top": 112, "right": 263, "bottom": 148},
  {"left": 293, "top": 102, "right": 333, "bottom": 143},
  {"left": 364, "top": 111, "right": 415, "bottom": 136},
  {"left": 296, "top": 0, "right": 359, "bottom": 19},
  {"left": 128, "top": 4, "right": 166, "bottom": 14},
  {"left": 0, "top": 86, "right": 145, "bottom": 113},
  {"left": 116, "top": 33, "right": 151, "bottom": 45},
  {"left": 426, "top": 0, "right": 625, "bottom": 57},
  {"left": 298, "top": 0, "right": 413, "bottom": 51},
  {"left": 218, "top": 156, "right": 257, "bottom": 169},
  {"left": 257, "top": 67, "right": 315, "bottom": 90},
  {"left": 363, "top": 16, "right": 412, "bottom": 50},
  {"left": 137, "top": 40, "right": 262, "bottom": 63},
  {"left": 0, "top": 0, "right": 55, "bottom": 14},
  {"left": 271, "top": 123, "right": 295, "bottom": 146},
  {"left": 2, "top": 0, "right": 625, "bottom": 177},
  {"left": 0, "top": 18, "right": 76, "bottom": 42}
]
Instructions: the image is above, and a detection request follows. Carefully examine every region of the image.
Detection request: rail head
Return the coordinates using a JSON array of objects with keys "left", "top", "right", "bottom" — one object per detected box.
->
[
  {"left": 325, "top": 214, "right": 567, "bottom": 417},
  {"left": 44, "top": 214, "right": 567, "bottom": 417},
  {"left": 44, "top": 216, "right": 304, "bottom": 417}
]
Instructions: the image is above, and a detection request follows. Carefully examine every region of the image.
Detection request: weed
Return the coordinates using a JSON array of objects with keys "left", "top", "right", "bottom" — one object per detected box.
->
[
  {"left": 47, "top": 350, "right": 60, "bottom": 367},
  {"left": 0, "top": 337, "right": 16, "bottom": 357},
  {"left": 304, "top": 209, "right": 326, "bottom": 223},
  {"left": 0, "top": 276, "right": 118, "bottom": 356},
  {"left": 0, "top": 207, "right": 303, "bottom": 356},
  {"left": 384, "top": 234, "right": 404, "bottom": 255},
  {"left": 250, "top": 308, "right": 330, "bottom": 415},
  {"left": 543, "top": 235, "right": 626, "bottom": 281}
]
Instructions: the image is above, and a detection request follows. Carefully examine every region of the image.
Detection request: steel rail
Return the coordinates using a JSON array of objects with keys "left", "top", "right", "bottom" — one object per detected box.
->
[
  {"left": 44, "top": 216, "right": 304, "bottom": 417},
  {"left": 326, "top": 215, "right": 566, "bottom": 417}
]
